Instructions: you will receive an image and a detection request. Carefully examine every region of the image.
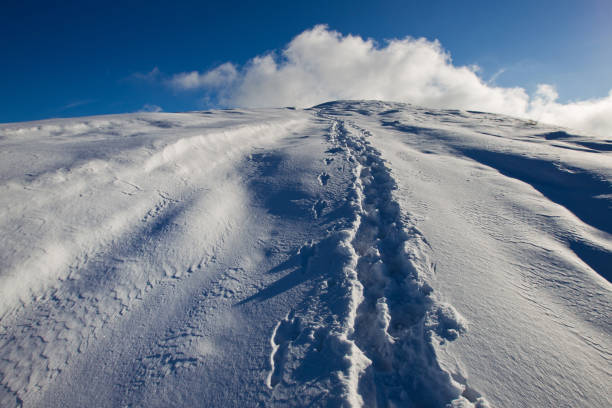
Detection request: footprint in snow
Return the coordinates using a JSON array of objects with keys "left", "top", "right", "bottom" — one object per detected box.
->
[
  {"left": 317, "top": 172, "right": 330, "bottom": 186},
  {"left": 312, "top": 199, "right": 327, "bottom": 219}
]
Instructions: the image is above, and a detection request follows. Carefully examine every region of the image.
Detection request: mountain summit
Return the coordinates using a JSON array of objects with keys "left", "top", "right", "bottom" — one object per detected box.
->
[{"left": 1, "top": 101, "right": 610, "bottom": 407}]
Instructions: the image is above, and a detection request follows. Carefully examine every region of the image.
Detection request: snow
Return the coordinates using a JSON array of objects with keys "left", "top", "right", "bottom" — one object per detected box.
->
[{"left": 0, "top": 101, "right": 610, "bottom": 407}]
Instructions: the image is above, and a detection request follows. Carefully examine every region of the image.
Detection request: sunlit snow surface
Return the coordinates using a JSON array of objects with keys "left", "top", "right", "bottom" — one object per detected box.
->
[{"left": 1, "top": 101, "right": 610, "bottom": 407}]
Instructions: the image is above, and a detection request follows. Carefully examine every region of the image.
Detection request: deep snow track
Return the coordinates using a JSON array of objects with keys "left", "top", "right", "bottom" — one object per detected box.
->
[
  {"left": 317, "top": 101, "right": 611, "bottom": 408},
  {"left": 1, "top": 102, "right": 610, "bottom": 407},
  {"left": 261, "top": 117, "right": 481, "bottom": 407},
  {"left": 329, "top": 119, "right": 482, "bottom": 407}
]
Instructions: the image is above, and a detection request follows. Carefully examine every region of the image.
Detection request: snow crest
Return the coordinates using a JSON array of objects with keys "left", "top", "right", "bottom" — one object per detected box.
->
[{"left": 0, "top": 114, "right": 308, "bottom": 406}]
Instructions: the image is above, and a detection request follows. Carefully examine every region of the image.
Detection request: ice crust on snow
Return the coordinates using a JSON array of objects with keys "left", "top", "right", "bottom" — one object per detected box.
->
[{"left": 0, "top": 102, "right": 610, "bottom": 407}]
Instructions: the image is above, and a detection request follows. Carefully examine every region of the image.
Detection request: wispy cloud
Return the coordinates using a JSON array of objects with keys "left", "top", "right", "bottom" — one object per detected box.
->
[
  {"left": 487, "top": 68, "right": 506, "bottom": 85},
  {"left": 127, "top": 67, "right": 161, "bottom": 83},
  {"left": 138, "top": 104, "right": 163, "bottom": 112},
  {"left": 57, "top": 99, "right": 96, "bottom": 112},
  {"left": 168, "top": 25, "right": 612, "bottom": 136}
]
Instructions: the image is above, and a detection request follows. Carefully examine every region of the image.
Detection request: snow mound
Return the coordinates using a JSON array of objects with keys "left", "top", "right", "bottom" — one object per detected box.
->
[{"left": 0, "top": 101, "right": 610, "bottom": 407}]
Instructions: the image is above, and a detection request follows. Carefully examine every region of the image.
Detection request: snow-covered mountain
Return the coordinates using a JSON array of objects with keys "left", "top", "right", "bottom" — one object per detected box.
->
[{"left": 1, "top": 101, "right": 610, "bottom": 407}]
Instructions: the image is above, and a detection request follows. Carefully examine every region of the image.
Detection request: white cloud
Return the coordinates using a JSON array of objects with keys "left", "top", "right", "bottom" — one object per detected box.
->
[
  {"left": 168, "top": 63, "right": 238, "bottom": 90},
  {"left": 529, "top": 86, "right": 612, "bottom": 137},
  {"left": 171, "top": 25, "right": 612, "bottom": 137}
]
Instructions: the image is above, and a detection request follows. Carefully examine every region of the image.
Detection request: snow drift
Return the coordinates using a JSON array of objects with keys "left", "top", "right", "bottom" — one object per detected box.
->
[{"left": 0, "top": 101, "right": 610, "bottom": 407}]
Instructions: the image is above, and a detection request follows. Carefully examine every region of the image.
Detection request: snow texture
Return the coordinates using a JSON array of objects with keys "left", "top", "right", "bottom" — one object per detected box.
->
[{"left": 0, "top": 101, "right": 610, "bottom": 407}]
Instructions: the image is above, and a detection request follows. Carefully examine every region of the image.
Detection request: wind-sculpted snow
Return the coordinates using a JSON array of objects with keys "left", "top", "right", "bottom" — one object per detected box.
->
[{"left": 0, "top": 102, "right": 610, "bottom": 407}]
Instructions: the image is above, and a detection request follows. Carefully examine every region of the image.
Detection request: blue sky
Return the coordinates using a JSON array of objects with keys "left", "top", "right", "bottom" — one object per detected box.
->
[{"left": 1, "top": 0, "right": 611, "bottom": 123}]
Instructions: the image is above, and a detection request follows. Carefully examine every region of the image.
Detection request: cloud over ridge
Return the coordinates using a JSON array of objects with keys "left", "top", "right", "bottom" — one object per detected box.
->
[{"left": 171, "top": 25, "right": 612, "bottom": 137}]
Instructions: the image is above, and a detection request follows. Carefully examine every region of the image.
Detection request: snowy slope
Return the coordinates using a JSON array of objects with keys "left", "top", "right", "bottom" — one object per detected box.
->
[{"left": 0, "top": 101, "right": 610, "bottom": 407}]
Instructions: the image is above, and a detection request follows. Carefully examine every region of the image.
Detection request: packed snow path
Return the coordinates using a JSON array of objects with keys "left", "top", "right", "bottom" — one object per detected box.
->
[{"left": 0, "top": 101, "right": 610, "bottom": 407}]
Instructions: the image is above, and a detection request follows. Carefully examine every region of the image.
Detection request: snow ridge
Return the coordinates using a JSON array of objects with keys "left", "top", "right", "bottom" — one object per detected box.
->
[
  {"left": 0, "top": 118, "right": 305, "bottom": 319},
  {"left": 0, "top": 117, "right": 306, "bottom": 407}
]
